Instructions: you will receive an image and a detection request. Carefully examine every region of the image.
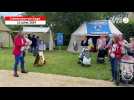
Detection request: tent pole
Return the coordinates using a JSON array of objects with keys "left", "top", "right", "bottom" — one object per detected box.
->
[
  {"left": 49, "top": 30, "right": 51, "bottom": 51},
  {"left": 49, "top": 30, "right": 53, "bottom": 51},
  {"left": 9, "top": 32, "right": 10, "bottom": 48}
]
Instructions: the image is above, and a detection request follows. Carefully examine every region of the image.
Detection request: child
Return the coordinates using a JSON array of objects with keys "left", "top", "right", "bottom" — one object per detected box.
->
[
  {"left": 34, "top": 40, "right": 46, "bottom": 66},
  {"left": 79, "top": 36, "right": 88, "bottom": 60}
]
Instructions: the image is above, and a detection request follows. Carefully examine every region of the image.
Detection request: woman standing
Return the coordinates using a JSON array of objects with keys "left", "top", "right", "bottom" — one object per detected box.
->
[
  {"left": 12, "top": 32, "right": 28, "bottom": 77},
  {"left": 96, "top": 35, "right": 106, "bottom": 63},
  {"left": 22, "top": 33, "right": 32, "bottom": 57},
  {"left": 108, "top": 35, "right": 122, "bottom": 81}
]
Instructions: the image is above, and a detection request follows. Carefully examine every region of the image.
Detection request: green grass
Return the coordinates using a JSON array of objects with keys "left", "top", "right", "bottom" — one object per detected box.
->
[{"left": 0, "top": 48, "right": 112, "bottom": 80}]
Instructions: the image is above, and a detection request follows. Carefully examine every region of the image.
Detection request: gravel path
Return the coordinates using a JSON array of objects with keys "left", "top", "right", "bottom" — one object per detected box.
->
[{"left": 0, "top": 70, "right": 117, "bottom": 87}]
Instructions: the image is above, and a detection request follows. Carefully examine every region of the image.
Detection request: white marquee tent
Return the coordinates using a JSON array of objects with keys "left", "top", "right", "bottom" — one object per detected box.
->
[
  {"left": 0, "top": 19, "right": 12, "bottom": 48},
  {"left": 67, "top": 20, "right": 123, "bottom": 53},
  {"left": 23, "top": 26, "right": 54, "bottom": 51}
]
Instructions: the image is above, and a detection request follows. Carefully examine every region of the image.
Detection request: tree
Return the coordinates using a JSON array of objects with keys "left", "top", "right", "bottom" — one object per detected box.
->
[{"left": 24, "top": 12, "right": 116, "bottom": 45}]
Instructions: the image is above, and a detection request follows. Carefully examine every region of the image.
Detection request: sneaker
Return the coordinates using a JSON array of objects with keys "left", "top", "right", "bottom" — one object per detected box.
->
[
  {"left": 105, "top": 57, "right": 108, "bottom": 59},
  {"left": 13, "top": 73, "right": 19, "bottom": 77},
  {"left": 21, "top": 70, "right": 28, "bottom": 73},
  {"left": 110, "top": 79, "right": 114, "bottom": 82}
]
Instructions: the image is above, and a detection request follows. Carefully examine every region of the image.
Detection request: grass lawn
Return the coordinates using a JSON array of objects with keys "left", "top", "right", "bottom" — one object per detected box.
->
[{"left": 0, "top": 48, "right": 112, "bottom": 80}]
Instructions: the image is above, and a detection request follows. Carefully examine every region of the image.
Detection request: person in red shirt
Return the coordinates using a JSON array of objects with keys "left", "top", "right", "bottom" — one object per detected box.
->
[
  {"left": 108, "top": 35, "right": 122, "bottom": 81},
  {"left": 13, "top": 32, "right": 28, "bottom": 77}
]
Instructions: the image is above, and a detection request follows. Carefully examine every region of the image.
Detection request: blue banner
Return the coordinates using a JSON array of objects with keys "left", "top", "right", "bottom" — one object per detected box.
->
[
  {"left": 56, "top": 32, "right": 64, "bottom": 46},
  {"left": 86, "top": 20, "right": 111, "bottom": 35}
]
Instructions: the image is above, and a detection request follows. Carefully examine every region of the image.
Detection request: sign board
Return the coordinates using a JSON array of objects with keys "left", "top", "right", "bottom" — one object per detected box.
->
[
  {"left": 4, "top": 16, "right": 46, "bottom": 25},
  {"left": 23, "top": 27, "right": 50, "bottom": 33},
  {"left": 86, "top": 21, "right": 110, "bottom": 34},
  {"left": 56, "top": 32, "right": 63, "bottom": 46}
]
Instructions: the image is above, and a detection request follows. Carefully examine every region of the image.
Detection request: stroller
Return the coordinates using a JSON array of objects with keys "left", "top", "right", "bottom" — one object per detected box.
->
[
  {"left": 116, "top": 55, "right": 134, "bottom": 85},
  {"left": 115, "top": 42, "right": 134, "bottom": 86},
  {"left": 78, "top": 47, "right": 91, "bottom": 66}
]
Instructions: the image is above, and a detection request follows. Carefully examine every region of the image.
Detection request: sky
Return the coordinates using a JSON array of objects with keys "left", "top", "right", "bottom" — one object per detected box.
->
[{"left": 0, "top": 12, "right": 23, "bottom": 16}]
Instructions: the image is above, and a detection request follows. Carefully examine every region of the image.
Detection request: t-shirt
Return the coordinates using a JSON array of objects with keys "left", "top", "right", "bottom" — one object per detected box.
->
[
  {"left": 24, "top": 37, "right": 32, "bottom": 50},
  {"left": 36, "top": 39, "right": 40, "bottom": 46},
  {"left": 109, "top": 42, "right": 122, "bottom": 59},
  {"left": 109, "top": 44, "right": 117, "bottom": 58},
  {"left": 13, "top": 36, "right": 26, "bottom": 56},
  {"left": 31, "top": 37, "right": 37, "bottom": 47},
  {"left": 38, "top": 43, "right": 46, "bottom": 51},
  {"left": 97, "top": 38, "right": 106, "bottom": 49},
  {"left": 88, "top": 38, "right": 93, "bottom": 45},
  {"left": 88, "top": 38, "right": 93, "bottom": 49},
  {"left": 21, "top": 38, "right": 27, "bottom": 51}
]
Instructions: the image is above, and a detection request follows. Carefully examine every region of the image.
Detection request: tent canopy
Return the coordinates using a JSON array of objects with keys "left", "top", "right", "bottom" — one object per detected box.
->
[
  {"left": 0, "top": 20, "right": 11, "bottom": 32},
  {"left": 73, "top": 20, "right": 122, "bottom": 36},
  {"left": 0, "top": 19, "right": 12, "bottom": 48}
]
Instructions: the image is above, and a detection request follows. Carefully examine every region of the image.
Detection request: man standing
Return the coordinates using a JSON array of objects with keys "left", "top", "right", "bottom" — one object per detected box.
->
[
  {"left": 28, "top": 34, "right": 32, "bottom": 52},
  {"left": 31, "top": 35, "right": 37, "bottom": 56},
  {"left": 12, "top": 32, "right": 28, "bottom": 77},
  {"left": 36, "top": 36, "right": 40, "bottom": 51}
]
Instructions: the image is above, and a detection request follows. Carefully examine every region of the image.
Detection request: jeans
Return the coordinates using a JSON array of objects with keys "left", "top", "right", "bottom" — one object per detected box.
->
[
  {"left": 14, "top": 53, "right": 24, "bottom": 71},
  {"left": 32, "top": 46, "right": 37, "bottom": 56},
  {"left": 110, "top": 57, "right": 120, "bottom": 80}
]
